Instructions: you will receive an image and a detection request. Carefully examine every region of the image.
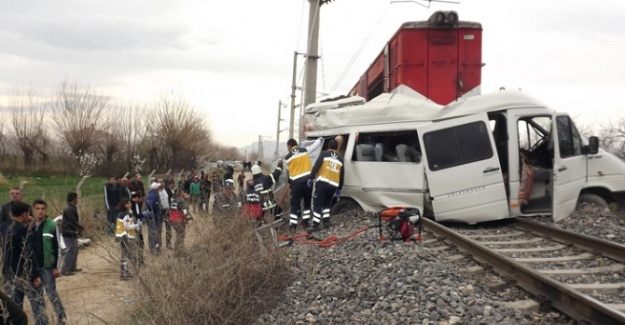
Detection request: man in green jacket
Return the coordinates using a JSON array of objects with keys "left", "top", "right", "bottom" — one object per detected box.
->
[
  {"left": 32, "top": 199, "right": 67, "bottom": 325},
  {"left": 189, "top": 176, "right": 201, "bottom": 212}
]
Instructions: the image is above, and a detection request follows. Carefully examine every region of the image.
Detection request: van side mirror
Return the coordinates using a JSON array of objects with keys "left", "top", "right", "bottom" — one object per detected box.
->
[{"left": 585, "top": 136, "right": 599, "bottom": 155}]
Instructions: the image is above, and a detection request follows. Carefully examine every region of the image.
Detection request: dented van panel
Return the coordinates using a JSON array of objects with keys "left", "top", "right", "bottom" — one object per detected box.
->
[
  {"left": 343, "top": 160, "right": 426, "bottom": 212},
  {"left": 304, "top": 89, "right": 625, "bottom": 224}
]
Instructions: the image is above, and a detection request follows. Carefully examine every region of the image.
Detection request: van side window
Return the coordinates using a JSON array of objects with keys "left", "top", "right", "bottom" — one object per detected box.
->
[
  {"left": 424, "top": 121, "right": 493, "bottom": 171},
  {"left": 351, "top": 130, "right": 421, "bottom": 163},
  {"left": 556, "top": 116, "right": 583, "bottom": 158}
]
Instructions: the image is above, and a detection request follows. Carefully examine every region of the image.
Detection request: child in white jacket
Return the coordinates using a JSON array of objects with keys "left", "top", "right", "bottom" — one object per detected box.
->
[{"left": 115, "top": 198, "right": 142, "bottom": 280}]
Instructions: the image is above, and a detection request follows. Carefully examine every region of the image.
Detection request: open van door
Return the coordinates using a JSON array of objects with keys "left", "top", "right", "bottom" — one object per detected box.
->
[
  {"left": 417, "top": 113, "right": 509, "bottom": 224},
  {"left": 551, "top": 114, "right": 587, "bottom": 222}
]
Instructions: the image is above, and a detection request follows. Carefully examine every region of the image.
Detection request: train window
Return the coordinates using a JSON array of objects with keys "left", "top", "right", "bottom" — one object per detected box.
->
[
  {"left": 424, "top": 121, "right": 493, "bottom": 171},
  {"left": 351, "top": 130, "right": 421, "bottom": 162}
]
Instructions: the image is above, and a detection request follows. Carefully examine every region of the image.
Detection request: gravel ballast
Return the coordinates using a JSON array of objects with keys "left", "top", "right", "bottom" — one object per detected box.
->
[
  {"left": 258, "top": 212, "right": 575, "bottom": 325},
  {"left": 539, "top": 203, "right": 625, "bottom": 246}
]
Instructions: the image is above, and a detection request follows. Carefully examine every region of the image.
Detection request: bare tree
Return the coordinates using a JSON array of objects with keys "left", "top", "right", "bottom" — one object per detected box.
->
[
  {"left": 51, "top": 80, "right": 110, "bottom": 156},
  {"left": 102, "top": 101, "right": 149, "bottom": 174},
  {"left": 146, "top": 92, "right": 212, "bottom": 170},
  {"left": 9, "top": 89, "right": 49, "bottom": 167},
  {"left": 578, "top": 119, "right": 625, "bottom": 158}
]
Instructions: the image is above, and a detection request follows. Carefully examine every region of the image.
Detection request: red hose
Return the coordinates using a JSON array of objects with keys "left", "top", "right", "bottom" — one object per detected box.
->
[{"left": 279, "top": 226, "right": 370, "bottom": 248}]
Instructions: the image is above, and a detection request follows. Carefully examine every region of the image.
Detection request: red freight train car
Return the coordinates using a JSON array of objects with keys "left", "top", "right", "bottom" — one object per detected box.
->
[{"left": 349, "top": 11, "right": 483, "bottom": 105}]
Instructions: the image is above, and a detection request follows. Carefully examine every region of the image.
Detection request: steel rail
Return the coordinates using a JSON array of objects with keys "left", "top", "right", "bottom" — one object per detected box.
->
[
  {"left": 421, "top": 217, "right": 625, "bottom": 325},
  {"left": 514, "top": 218, "right": 625, "bottom": 264}
]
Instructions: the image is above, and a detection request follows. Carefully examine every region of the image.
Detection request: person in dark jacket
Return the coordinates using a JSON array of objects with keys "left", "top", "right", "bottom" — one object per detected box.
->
[
  {"left": 32, "top": 199, "right": 67, "bottom": 324},
  {"left": 0, "top": 187, "right": 27, "bottom": 226},
  {"left": 104, "top": 177, "right": 118, "bottom": 236},
  {"left": 308, "top": 139, "right": 345, "bottom": 231},
  {"left": 223, "top": 165, "right": 234, "bottom": 183},
  {"left": 60, "top": 192, "right": 83, "bottom": 276},
  {"left": 250, "top": 161, "right": 283, "bottom": 223},
  {"left": 145, "top": 182, "right": 162, "bottom": 255},
  {"left": 161, "top": 179, "right": 173, "bottom": 250},
  {"left": 120, "top": 178, "right": 132, "bottom": 201},
  {"left": 210, "top": 171, "right": 223, "bottom": 194},
  {"left": 0, "top": 201, "right": 47, "bottom": 325},
  {"left": 130, "top": 192, "right": 145, "bottom": 266},
  {"left": 200, "top": 174, "right": 212, "bottom": 213},
  {"left": 130, "top": 173, "right": 146, "bottom": 197},
  {"left": 242, "top": 179, "right": 262, "bottom": 220},
  {"left": 213, "top": 181, "right": 239, "bottom": 216},
  {"left": 0, "top": 289, "right": 28, "bottom": 325}
]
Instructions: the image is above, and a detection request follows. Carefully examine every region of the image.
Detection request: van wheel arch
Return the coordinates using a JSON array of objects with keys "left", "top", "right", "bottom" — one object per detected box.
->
[
  {"left": 330, "top": 198, "right": 362, "bottom": 215},
  {"left": 577, "top": 193, "right": 610, "bottom": 211}
]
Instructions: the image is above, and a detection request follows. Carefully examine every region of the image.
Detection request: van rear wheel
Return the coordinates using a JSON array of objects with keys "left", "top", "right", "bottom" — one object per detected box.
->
[
  {"left": 577, "top": 193, "right": 610, "bottom": 211},
  {"left": 330, "top": 198, "right": 362, "bottom": 215}
]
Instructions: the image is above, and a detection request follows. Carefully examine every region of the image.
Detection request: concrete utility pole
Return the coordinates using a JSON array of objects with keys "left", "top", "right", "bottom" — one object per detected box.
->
[
  {"left": 276, "top": 100, "right": 284, "bottom": 159},
  {"left": 289, "top": 51, "right": 300, "bottom": 140},
  {"left": 303, "top": 0, "right": 321, "bottom": 111}
]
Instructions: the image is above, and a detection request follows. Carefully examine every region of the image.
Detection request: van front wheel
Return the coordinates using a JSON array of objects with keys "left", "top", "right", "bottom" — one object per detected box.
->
[
  {"left": 577, "top": 193, "right": 610, "bottom": 211},
  {"left": 330, "top": 198, "right": 362, "bottom": 215}
]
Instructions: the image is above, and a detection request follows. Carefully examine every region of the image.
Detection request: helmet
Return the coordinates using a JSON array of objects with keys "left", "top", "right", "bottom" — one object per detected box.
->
[
  {"left": 251, "top": 165, "right": 262, "bottom": 175},
  {"left": 224, "top": 179, "right": 234, "bottom": 188}
]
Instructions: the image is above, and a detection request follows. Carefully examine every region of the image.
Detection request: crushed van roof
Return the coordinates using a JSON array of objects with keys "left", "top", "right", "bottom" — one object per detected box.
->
[
  {"left": 438, "top": 89, "right": 549, "bottom": 120},
  {"left": 303, "top": 90, "right": 549, "bottom": 131}
]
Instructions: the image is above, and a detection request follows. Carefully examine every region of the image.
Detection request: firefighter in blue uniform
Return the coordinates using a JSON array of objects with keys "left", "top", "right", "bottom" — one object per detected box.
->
[
  {"left": 284, "top": 137, "right": 323, "bottom": 232},
  {"left": 308, "top": 139, "right": 344, "bottom": 231}
]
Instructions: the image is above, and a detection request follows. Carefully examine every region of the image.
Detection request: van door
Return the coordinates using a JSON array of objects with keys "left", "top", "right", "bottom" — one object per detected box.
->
[
  {"left": 417, "top": 113, "right": 509, "bottom": 224},
  {"left": 551, "top": 114, "right": 587, "bottom": 222}
]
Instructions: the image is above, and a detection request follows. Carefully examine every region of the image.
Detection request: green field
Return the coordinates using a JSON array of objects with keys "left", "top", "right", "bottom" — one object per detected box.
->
[{"left": 0, "top": 175, "right": 108, "bottom": 218}]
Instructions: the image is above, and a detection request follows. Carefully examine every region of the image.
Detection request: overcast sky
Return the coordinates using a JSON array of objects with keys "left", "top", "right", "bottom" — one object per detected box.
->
[{"left": 1, "top": 0, "right": 624, "bottom": 149}]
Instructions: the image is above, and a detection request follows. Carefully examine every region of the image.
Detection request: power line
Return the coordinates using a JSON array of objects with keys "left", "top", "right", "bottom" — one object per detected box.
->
[
  {"left": 330, "top": 4, "right": 391, "bottom": 93},
  {"left": 320, "top": 45, "right": 326, "bottom": 94},
  {"left": 295, "top": 0, "right": 307, "bottom": 50}
]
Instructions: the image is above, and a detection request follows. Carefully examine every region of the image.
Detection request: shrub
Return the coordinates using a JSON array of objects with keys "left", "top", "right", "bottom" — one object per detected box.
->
[{"left": 132, "top": 213, "right": 290, "bottom": 324}]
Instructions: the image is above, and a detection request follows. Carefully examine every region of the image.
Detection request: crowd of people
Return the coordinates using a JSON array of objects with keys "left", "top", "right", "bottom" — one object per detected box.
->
[
  {"left": 0, "top": 188, "right": 77, "bottom": 325},
  {"left": 0, "top": 138, "right": 346, "bottom": 324}
]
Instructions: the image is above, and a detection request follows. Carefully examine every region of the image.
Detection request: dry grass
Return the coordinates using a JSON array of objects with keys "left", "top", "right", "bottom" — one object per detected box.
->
[{"left": 131, "top": 213, "right": 291, "bottom": 325}]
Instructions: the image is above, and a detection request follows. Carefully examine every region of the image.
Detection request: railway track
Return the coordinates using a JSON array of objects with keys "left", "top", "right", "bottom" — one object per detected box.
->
[{"left": 420, "top": 217, "right": 625, "bottom": 325}]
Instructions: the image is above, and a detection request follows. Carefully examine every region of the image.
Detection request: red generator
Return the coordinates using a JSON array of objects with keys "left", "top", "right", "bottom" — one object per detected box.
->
[{"left": 349, "top": 11, "right": 483, "bottom": 105}]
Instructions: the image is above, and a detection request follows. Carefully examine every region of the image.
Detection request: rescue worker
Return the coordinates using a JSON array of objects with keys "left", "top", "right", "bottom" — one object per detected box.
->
[
  {"left": 213, "top": 180, "right": 239, "bottom": 216},
  {"left": 284, "top": 137, "right": 323, "bottom": 231},
  {"left": 308, "top": 139, "right": 345, "bottom": 231},
  {"left": 249, "top": 161, "right": 283, "bottom": 223},
  {"left": 242, "top": 179, "right": 263, "bottom": 221},
  {"left": 115, "top": 198, "right": 142, "bottom": 280},
  {"left": 169, "top": 192, "right": 192, "bottom": 255}
]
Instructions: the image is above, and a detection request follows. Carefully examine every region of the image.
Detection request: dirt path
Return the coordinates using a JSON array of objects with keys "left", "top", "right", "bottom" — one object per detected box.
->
[
  {"left": 22, "top": 237, "right": 137, "bottom": 324},
  {"left": 22, "top": 171, "right": 255, "bottom": 324}
]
